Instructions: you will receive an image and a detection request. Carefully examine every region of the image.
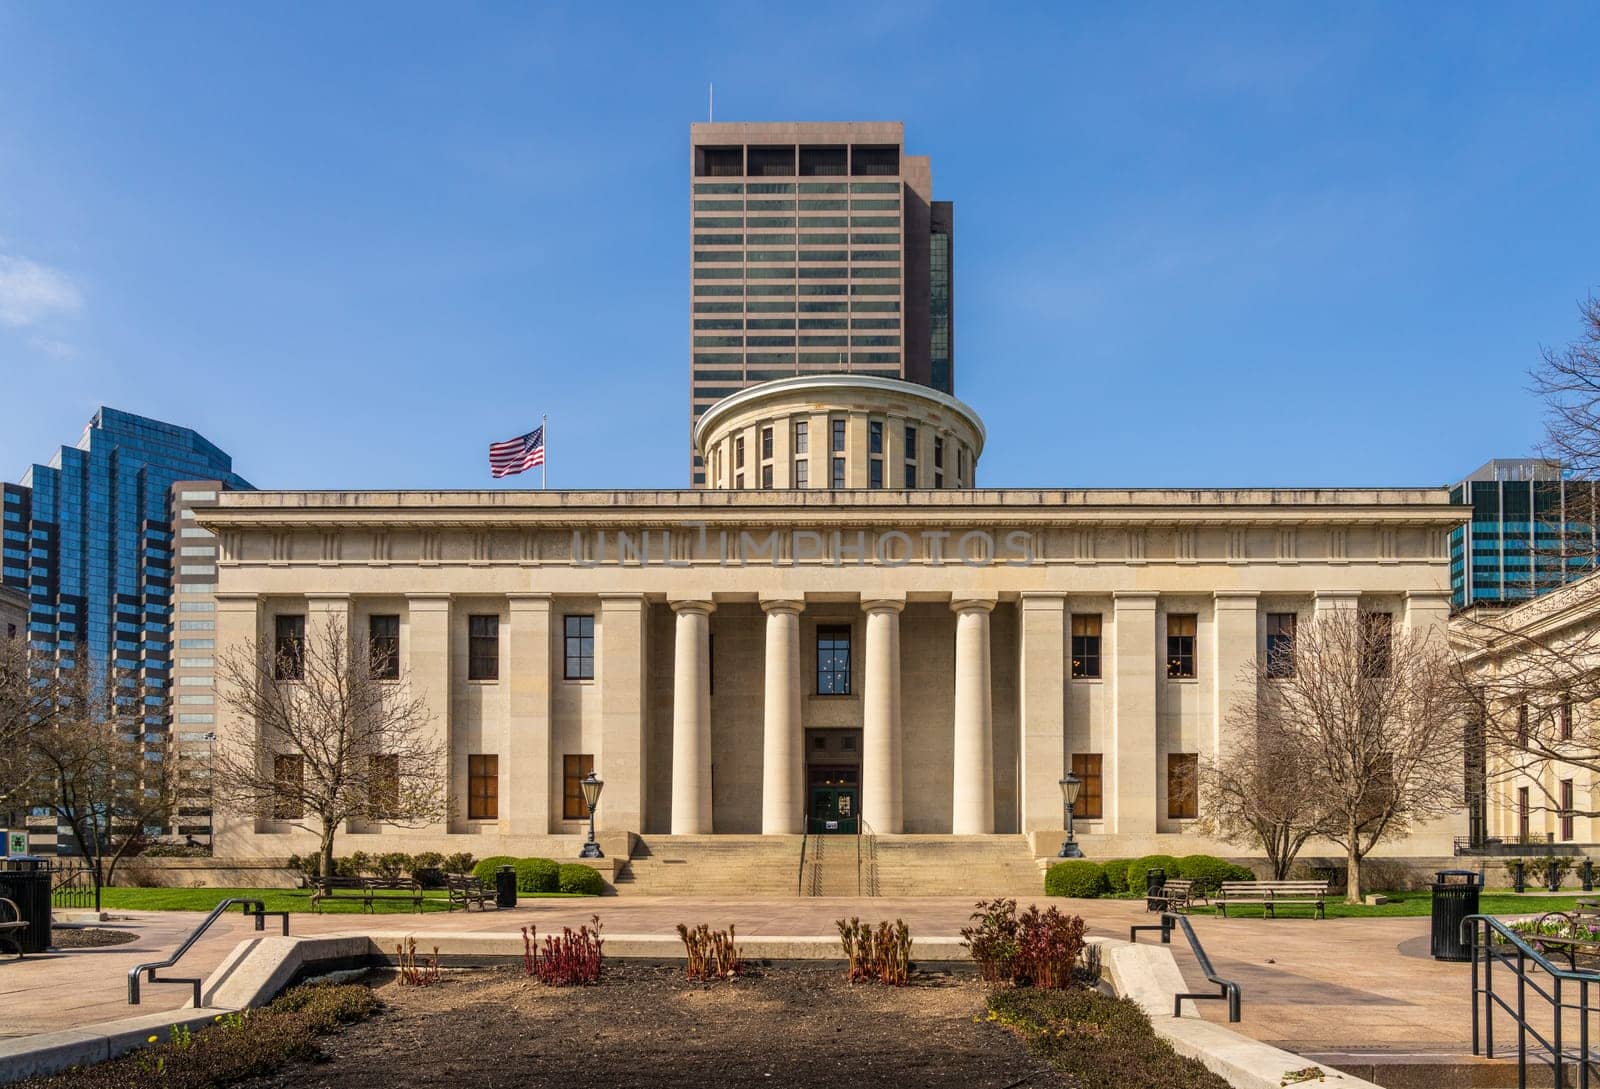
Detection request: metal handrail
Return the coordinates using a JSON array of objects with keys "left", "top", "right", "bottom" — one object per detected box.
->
[
  {"left": 128, "top": 897, "right": 289, "bottom": 1006},
  {"left": 1463, "top": 912, "right": 1600, "bottom": 1087},
  {"left": 1130, "top": 911, "right": 1242, "bottom": 1022},
  {"left": 797, "top": 830, "right": 809, "bottom": 896}
]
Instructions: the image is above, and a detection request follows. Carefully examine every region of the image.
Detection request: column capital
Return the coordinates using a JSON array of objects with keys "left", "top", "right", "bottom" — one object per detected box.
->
[
  {"left": 760, "top": 597, "right": 806, "bottom": 616},
  {"left": 405, "top": 593, "right": 451, "bottom": 612},
  {"left": 507, "top": 592, "right": 552, "bottom": 606},
  {"left": 1018, "top": 593, "right": 1066, "bottom": 610},
  {"left": 1212, "top": 591, "right": 1260, "bottom": 607},
  {"left": 669, "top": 597, "right": 716, "bottom": 616},
  {"left": 950, "top": 592, "right": 998, "bottom": 615},
  {"left": 861, "top": 596, "right": 906, "bottom": 615}
]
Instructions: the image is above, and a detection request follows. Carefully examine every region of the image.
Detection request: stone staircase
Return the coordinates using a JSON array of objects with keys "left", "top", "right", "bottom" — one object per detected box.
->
[{"left": 613, "top": 833, "right": 1043, "bottom": 898}]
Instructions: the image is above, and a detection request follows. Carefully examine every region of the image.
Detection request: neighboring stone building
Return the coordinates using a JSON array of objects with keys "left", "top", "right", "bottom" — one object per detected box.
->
[
  {"left": 207, "top": 376, "right": 1465, "bottom": 882},
  {"left": 0, "top": 584, "right": 24, "bottom": 643}
]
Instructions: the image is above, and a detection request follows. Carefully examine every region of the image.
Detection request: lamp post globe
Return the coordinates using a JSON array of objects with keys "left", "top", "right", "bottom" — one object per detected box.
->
[
  {"left": 579, "top": 772, "right": 605, "bottom": 859},
  {"left": 1058, "top": 773, "right": 1084, "bottom": 858}
]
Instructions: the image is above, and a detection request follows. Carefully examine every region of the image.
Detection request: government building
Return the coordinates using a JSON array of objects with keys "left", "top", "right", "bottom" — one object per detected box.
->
[{"left": 207, "top": 375, "right": 1466, "bottom": 888}]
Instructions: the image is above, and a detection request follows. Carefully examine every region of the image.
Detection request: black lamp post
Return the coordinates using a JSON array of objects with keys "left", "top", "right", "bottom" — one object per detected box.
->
[
  {"left": 579, "top": 772, "right": 604, "bottom": 859},
  {"left": 1057, "top": 773, "right": 1084, "bottom": 858}
]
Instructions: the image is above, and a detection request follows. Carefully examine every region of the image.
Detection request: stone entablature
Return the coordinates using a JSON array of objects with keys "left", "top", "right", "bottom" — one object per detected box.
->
[{"left": 202, "top": 486, "right": 1464, "bottom": 864}]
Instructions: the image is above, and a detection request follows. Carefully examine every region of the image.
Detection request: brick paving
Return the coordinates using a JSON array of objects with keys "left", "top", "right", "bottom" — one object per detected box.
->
[{"left": 0, "top": 895, "right": 1486, "bottom": 1063}]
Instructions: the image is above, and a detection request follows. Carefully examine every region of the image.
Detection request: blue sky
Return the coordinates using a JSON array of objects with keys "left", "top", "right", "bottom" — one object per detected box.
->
[{"left": 1, "top": 3, "right": 1596, "bottom": 491}]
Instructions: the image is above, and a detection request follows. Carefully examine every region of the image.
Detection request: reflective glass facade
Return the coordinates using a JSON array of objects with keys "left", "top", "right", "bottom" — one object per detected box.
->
[{"left": 1448, "top": 459, "right": 1596, "bottom": 608}]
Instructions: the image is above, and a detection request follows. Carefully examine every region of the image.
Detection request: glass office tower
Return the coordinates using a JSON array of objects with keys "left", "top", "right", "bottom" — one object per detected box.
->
[
  {"left": 1449, "top": 458, "right": 1597, "bottom": 608},
  {"left": 4, "top": 408, "right": 251, "bottom": 850}
]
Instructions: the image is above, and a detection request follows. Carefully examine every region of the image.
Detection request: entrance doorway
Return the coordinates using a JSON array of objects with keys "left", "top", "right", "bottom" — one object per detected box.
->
[{"left": 805, "top": 727, "right": 862, "bottom": 835}]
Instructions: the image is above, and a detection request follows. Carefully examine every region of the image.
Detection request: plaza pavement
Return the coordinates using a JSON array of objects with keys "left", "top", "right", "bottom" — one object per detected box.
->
[{"left": 0, "top": 895, "right": 1486, "bottom": 1067}]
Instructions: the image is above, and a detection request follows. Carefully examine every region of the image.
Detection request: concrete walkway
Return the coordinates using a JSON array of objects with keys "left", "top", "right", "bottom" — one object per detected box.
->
[{"left": 0, "top": 896, "right": 1483, "bottom": 1064}]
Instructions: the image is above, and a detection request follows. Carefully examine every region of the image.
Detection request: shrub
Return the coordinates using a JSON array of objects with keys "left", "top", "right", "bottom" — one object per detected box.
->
[
  {"left": 961, "top": 898, "right": 1090, "bottom": 990},
  {"left": 1044, "top": 860, "right": 1107, "bottom": 899},
  {"left": 410, "top": 852, "right": 446, "bottom": 889},
  {"left": 1126, "top": 855, "right": 1182, "bottom": 893},
  {"left": 513, "top": 857, "right": 560, "bottom": 893},
  {"left": 371, "top": 853, "right": 413, "bottom": 881},
  {"left": 1099, "top": 858, "right": 1133, "bottom": 895},
  {"left": 472, "top": 855, "right": 517, "bottom": 884},
  {"left": 348, "top": 851, "right": 372, "bottom": 876},
  {"left": 838, "top": 917, "right": 912, "bottom": 986},
  {"left": 962, "top": 897, "right": 1022, "bottom": 983},
  {"left": 333, "top": 856, "right": 360, "bottom": 878},
  {"left": 1174, "top": 855, "right": 1253, "bottom": 897},
  {"left": 442, "top": 852, "right": 476, "bottom": 876},
  {"left": 557, "top": 863, "right": 605, "bottom": 896},
  {"left": 521, "top": 918, "right": 603, "bottom": 985},
  {"left": 138, "top": 843, "right": 208, "bottom": 858},
  {"left": 677, "top": 923, "right": 743, "bottom": 981}
]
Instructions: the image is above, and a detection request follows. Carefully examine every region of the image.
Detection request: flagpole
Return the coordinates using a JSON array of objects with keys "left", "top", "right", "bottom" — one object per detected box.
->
[{"left": 542, "top": 414, "right": 547, "bottom": 490}]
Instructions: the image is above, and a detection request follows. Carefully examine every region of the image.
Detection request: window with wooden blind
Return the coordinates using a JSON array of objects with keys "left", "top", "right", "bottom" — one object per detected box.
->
[
  {"left": 273, "top": 754, "right": 304, "bottom": 819},
  {"left": 1167, "top": 753, "right": 1198, "bottom": 819},
  {"left": 1070, "top": 615, "right": 1101, "bottom": 679},
  {"left": 1166, "top": 614, "right": 1197, "bottom": 679},
  {"left": 563, "top": 754, "right": 595, "bottom": 820},
  {"left": 1070, "top": 753, "right": 1103, "bottom": 819},
  {"left": 468, "top": 615, "right": 499, "bottom": 680},
  {"left": 468, "top": 754, "right": 498, "bottom": 820}
]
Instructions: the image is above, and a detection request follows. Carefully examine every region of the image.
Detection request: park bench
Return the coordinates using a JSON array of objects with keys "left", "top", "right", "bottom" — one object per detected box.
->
[
  {"left": 1523, "top": 907, "right": 1600, "bottom": 970},
  {"left": 310, "top": 876, "right": 425, "bottom": 913},
  {"left": 1148, "top": 878, "right": 1201, "bottom": 914},
  {"left": 0, "top": 897, "right": 26, "bottom": 958},
  {"left": 445, "top": 873, "right": 493, "bottom": 912},
  {"left": 1215, "top": 880, "right": 1328, "bottom": 919}
]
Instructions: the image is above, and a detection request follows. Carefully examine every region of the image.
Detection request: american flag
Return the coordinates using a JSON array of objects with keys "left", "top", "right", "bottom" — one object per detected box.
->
[{"left": 488, "top": 425, "right": 545, "bottom": 479}]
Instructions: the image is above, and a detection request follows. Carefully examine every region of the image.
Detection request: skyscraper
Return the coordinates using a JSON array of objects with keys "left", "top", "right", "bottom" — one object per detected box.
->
[
  {"left": 3, "top": 408, "right": 251, "bottom": 848},
  {"left": 1449, "top": 458, "right": 1597, "bottom": 608},
  {"left": 688, "top": 121, "right": 954, "bottom": 484}
]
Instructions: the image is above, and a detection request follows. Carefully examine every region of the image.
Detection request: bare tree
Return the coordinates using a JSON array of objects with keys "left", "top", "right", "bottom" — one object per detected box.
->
[
  {"left": 212, "top": 615, "right": 447, "bottom": 878},
  {"left": 27, "top": 669, "right": 179, "bottom": 907},
  {"left": 0, "top": 635, "right": 47, "bottom": 820},
  {"left": 1233, "top": 609, "right": 1466, "bottom": 902},
  {"left": 1532, "top": 295, "right": 1600, "bottom": 478},
  {"left": 1198, "top": 691, "right": 1332, "bottom": 880}
]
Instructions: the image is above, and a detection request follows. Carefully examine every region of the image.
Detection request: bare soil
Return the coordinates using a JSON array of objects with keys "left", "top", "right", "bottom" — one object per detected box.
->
[
  {"left": 244, "top": 963, "right": 1065, "bottom": 1089},
  {"left": 49, "top": 927, "right": 137, "bottom": 948}
]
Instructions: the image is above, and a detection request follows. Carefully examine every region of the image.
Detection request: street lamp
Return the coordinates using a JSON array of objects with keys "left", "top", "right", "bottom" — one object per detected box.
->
[
  {"left": 578, "top": 772, "right": 604, "bottom": 859},
  {"left": 1057, "top": 773, "right": 1084, "bottom": 858}
]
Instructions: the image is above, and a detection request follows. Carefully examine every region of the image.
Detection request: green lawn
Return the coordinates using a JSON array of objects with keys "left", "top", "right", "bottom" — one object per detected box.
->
[
  {"left": 1183, "top": 890, "right": 1587, "bottom": 919},
  {"left": 89, "top": 886, "right": 588, "bottom": 913}
]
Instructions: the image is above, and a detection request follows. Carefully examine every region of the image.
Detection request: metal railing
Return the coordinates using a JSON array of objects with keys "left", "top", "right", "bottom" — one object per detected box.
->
[
  {"left": 1129, "top": 911, "right": 1242, "bottom": 1022},
  {"left": 1464, "top": 913, "right": 1600, "bottom": 1087},
  {"left": 48, "top": 862, "right": 95, "bottom": 909},
  {"left": 128, "top": 898, "right": 289, "bottom": 1006},
  {"left": 859, "top": 818, "right": 879, "bottom": 898}
]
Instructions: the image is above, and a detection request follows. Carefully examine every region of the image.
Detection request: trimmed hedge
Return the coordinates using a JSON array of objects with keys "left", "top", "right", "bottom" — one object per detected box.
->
[
  {"left": 557, "top": 863, "right": 605, "bottom": 895},
  {"left": 513, "top": 857, "right": 560, "bottom": 893},
  {"left": 472, "top": 855, "right": 517, "bottom": 885},
  {"left": 1126, "top": 855, "right": 1182, "bottom": 893},
  {"left": 1175, "top": 854, "right": 1253, "bottom": 896},
  {"left": 1099, "top": 858, "right": 1133, "bottom": 895},
  {"left": 1045, "top": 860, "right": 1109, "bottom": 899}
]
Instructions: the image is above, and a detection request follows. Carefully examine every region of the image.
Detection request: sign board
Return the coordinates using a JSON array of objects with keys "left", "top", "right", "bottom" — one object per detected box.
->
[{"left": 4, "top": 830, "right": 26, "bottom": 857}]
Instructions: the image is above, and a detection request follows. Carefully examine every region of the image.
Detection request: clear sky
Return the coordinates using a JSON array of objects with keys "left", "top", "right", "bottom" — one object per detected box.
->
[{"left": 1, "top": 3, "right": 1597, "bottom": 492}]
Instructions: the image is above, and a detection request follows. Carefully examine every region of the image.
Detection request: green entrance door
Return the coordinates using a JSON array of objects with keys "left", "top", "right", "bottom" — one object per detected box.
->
[{"left": 809, "top": 786, "right": 859, "bottom": 835}]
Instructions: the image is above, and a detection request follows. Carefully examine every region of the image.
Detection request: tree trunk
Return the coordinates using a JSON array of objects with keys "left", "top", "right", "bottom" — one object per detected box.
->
[
  {"left": 1345, "top": 822, "right": 1363, "bottom": 904},
  {"left": 319, "top": 824, "right": 337, "bottom": 879}
]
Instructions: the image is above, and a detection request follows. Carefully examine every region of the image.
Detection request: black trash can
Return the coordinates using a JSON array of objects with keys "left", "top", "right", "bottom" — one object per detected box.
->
[
  {"left": 0, "top": 857, "right": 53, "bottom": 954},
  {"left": 1430, "top": 869, "right": 1481, "bottom": 962},
  {"left": 495, "top": 864, "right": 517, "bottom": 909},
  {"left": 1145, "top": 868, "right": 1166, "bottom": 912}
]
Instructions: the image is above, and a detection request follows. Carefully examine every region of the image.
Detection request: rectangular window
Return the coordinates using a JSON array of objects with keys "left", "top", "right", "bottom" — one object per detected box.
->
[
  {"left": 1265, "top": 613, "right": 1296, "bottom": 678},
  {"left": 368, "top": 754, "right": 399, "bottom": 820},
  {"left": 869, "top": 459, "right": 883, "bottom": 489},
  {"left": 831, "top": 457, "right": 845, "bottom": 489},
  {"left": 1562, "top": 778, "right": 1575, "bottom": 841},
  {"left": 1166, "top": 614, "right": 1197, "bottom": 679},
  {"left": 273, "top": 754, "right": 304, "bottom": 819},
  {"left": 934, "top": 435, "right": 944, "bottom": 468},
  {"left": 1560, "top": 697, "right": 1573, "bottom": 741},
  {"left": 904, "top": 463, "right": 916, "bottom": 488},
  {"left": 1517, "top": 702, "right": 1529, "bottom": 749},
  {"left": 794, "top": 458, "right": 809, "bottom": 488},
  {"left": 794, "top": 420, "right": 808, "bottom": 454},
  {"left": 868, "top": 420, "right": 883, "bottom": 454},
  {"left": 468, "top": 615, "right": 499, "bottom": 681},
  {"left": 468, "top": 754, "right": 499, "bottom": 820},
  {"left": 904, "top": 424, "right": 917, "bottom": 460},
  {"left": 274, "top": 614, "right": 305, "bottom": 681},
  {"left": 369, "top": 614, "right": 400, "bottom": 680},
  {"left": 1071, "top": 754, "right": 1103, "bottom": 819},
  {"left": 817, "top": 625, "right": 851, "bottom": 695},
  {"left": 1519, "top": 786, "right": 1530, "bottom": 842},
  {"left": 736, "top": 434, "right": 746, "bottom": 469},
  {"left": 1167, "top": 753, "right": 1198, "bottom": 819},
  {"left": 1070, "top": 615, "right": 1101, "bottom": 679},
  {"left": 761, "top": 463, "right": 774, "bottom": 489},
  {"left": 1360, "top": 612, "right": 1393, "bottom": 677},
  {"left": 831, "top": 418, "right": 846, "bottom": 452},
  {"left": 761, "top": 425, "right": 774, "bottom": 459},
  {"left": 563, "top": 754, "right": 595, "bottom": 820},
  {"left": 564, "top": 614, "right": 595, "bottom": 680}
]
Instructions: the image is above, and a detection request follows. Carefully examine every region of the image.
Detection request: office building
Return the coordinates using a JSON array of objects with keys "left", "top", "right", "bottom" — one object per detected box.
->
[{"left": 1449, "top": 459, "right": 1597, "bottom": 609}]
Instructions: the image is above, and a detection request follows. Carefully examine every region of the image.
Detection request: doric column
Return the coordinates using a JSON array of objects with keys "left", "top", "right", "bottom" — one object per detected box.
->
[
  {"left": 405, "top": 594, "right": 452, "bottom": 833},
  {"left": 670, "top": 599, "right": 715, "bottom": 834},
  {"left": 1018, "top": 594, "right": 1066, "bottom": 833},
  {"left": 951, "top": 595, "right": 996, "bottom": 834},
  {"left": 506, "top": 594, "right": 552, "bottom": 835},
  {"left": 861, "top": 597, "right": 905, "bottom": 834},
  {"left": 1111, "top": 592, "right": 1158, "bottom": 834},
  {"left": 1210, "top": 592, "right": 1259, "bottom": 767},
  {"left": 211, "top": 594, "right": 261, "bottom": 851},
  {"left": 761, "top": 598, "right": 805, "bottom": 834},
  {"left": 598, "top": 594, "right": 648, "bottom": 832}
]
